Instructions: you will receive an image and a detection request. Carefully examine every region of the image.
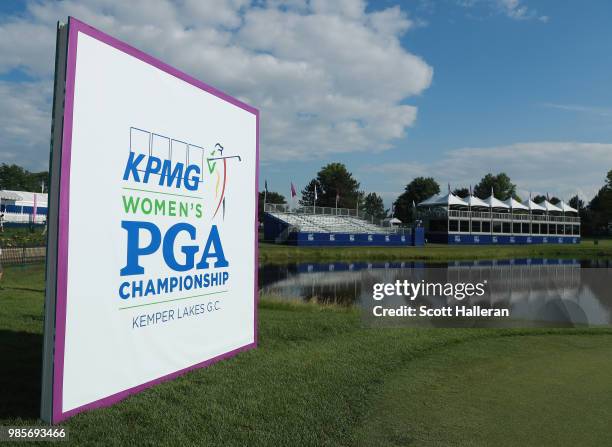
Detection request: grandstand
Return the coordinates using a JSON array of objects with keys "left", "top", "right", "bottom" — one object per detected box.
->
[
  {"left": 417, "top": 191, "right": 580, "bottom": 245},
  {"left": 0, "top": 190, "right": 47, "bottom": 225},
  {"left": 263, "top": 203, "right": 424, "bottom": 246}
]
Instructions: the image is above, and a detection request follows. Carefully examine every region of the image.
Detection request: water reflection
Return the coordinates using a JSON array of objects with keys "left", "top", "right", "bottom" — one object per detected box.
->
[{"left": 259, "top": 259, "right": 612, "bottom": 327}]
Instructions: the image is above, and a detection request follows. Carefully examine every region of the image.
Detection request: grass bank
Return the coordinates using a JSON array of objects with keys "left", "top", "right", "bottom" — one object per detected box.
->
[
  {"left": 1, "top": 264, "right": 611, "bottom": 445},
  {"left": 259, "top": 238, "right": 612, "bottom": 264}
]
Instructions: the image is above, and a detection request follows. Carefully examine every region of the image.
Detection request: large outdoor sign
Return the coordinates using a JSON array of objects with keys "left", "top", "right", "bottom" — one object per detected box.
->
[{"left": 41, "top": 18, "right": 258, "bottom": 423}]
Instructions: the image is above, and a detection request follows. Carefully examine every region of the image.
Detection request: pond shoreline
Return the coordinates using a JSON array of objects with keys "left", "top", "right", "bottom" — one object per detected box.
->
[
  {"left": 259, "top": 239, "right": 612, "bottom": 264},
  {"left": 3, "top": 239, "right": 611, "bottom": 267}
]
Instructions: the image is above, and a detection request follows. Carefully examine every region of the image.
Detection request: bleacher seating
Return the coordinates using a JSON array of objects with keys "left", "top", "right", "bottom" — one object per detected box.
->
[{"left": 266, "top": 210, "right": 395, "bottom": 234}]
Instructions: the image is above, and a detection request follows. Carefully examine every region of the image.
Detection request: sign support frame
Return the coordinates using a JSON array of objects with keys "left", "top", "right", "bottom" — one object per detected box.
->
[{"left": 41, "top": 20, "right": 69, "bottom": 424}]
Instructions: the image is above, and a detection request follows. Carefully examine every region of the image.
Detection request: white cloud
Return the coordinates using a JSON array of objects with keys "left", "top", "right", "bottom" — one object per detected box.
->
[
  {"left": 0, "top": 0, "right": 433, "bottom": 169},
  {"left": 540, "top": 103, "right": 612, "bottom": 119},
  {"left": 368, "top": 142, "right": 612, "bottom": 202},
  {"left": 0, "top": 80, "right": 52, "bottom": 171},
  {"left": 459, "top": 0, "right": 548, "bottom": 22}
]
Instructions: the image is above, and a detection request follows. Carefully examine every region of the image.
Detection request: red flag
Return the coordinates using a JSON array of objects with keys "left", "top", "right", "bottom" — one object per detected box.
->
[{"left": 290, "top": 182, "right": 297, "bottom": 198}]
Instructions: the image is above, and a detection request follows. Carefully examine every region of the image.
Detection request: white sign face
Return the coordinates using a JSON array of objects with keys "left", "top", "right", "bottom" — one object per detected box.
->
[{"left": 47, "top": 18, "right": 258, "bottom": 423}]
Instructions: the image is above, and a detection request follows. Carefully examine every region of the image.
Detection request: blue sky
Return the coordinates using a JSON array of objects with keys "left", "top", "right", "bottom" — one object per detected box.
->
[{"left": 0, "top": 0, "right": 611, "bottom": 204}]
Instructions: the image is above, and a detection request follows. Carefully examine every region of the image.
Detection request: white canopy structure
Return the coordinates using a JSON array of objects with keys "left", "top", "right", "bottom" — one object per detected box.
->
[
  {"left": 504, "top": 197, "right": 529, "bottom": 211},
  {"left": 522, "top": 198, "right": 546, "bottom": 212},
  {"left": 483, "top": 194, "right": 509, "bottom": 209},
  {"left": 418, "top": 193, "right": 468, "bottom": 207},
  {"left": 0, "top": 190, "right": 22, "bottom": 201},
  {"left": 383, "top": 217, "right": 402, "bottom": 227},
  {"left": 538, "top": 200, "right": 563, "bottom": 213},
  {"left": 557, "top": 201, "right": 578, "bottom": 213},
  {"left": 464, "top": 195, "right": 489, "bottom": 208}
]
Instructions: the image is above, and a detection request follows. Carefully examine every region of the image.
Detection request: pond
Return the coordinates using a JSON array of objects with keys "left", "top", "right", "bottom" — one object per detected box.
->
[{"left": 259, "top": 259, "right": 612, "bottom": 327}]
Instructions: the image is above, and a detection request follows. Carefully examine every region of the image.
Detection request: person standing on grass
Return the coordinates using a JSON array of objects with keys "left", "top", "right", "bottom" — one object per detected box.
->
[{"left": 0, "top": 212, "right": 4, "bottom": 232}]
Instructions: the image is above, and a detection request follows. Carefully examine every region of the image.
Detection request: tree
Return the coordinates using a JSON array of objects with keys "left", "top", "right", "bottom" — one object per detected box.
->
[
  {"left": 587, "top": 169, "right": 612, "bottom": 235},
  {"left": 473, "top": 173, "right": 516, "bottom": 199},
  {"left": 530, "top": 194, "right": 559, "bottom": 204},
  {"left": 0, "top": 163, "right": 48, "bottom": 192},
  {"left": 394, "top": 177, "right": 440, "bottom": 224},
  {"left": 452, "top": 187, "right": 469, "bottom": 198},
  {"left": 568, "top": 195, "right": 584, "bottom": 211},
  {"left": 299, "top": 179, "right": 319, "bottom": 207},
  {"left": 300, "top": 163, "right": 360, "bottom": 209},
  {"left": 259, "top": 191, "right": 285, "bottom": 222},
  {"left": 362, "top": 192, "right": 386, "bottom": 219}
]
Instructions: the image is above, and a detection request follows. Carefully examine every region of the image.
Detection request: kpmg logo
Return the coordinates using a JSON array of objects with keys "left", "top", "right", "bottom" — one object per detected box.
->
[
  {"left": 123, "top": 151, "right": 201, "bottom": 191},
  {"left": 125, "top": 127, "right": 204, "bottom": 192}
]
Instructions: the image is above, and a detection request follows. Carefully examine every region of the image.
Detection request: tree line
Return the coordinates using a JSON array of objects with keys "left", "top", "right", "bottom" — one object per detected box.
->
[
  {"left": 261, "top": 163, "right": 612, "bottom": 236},
  {"left": 2, "top": 161, "right": 610, "bottom": 236},
  {"left": 0, "top": 164, "right": 48, "bottom": 193}
]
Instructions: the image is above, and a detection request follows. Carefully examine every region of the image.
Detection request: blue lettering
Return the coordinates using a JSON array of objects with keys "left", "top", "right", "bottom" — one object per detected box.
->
[
  {"left": 123, "top": 152, "right": 145, "bottom": 182},
  {"left": 120, "top": 221, "right": 162, "bottom": 276},
  {"left": 162, "top": 223, "right": 199, "bottom": 272},
  {"left": 119, "top": 282, "right": 130, "bottom": 299},
  {"left": 159, "top": 160, "right": 184, "bottom": 189},
  {"left": 184, "top": 164, "right": 200, "bottom": 191},
  {"left": 143, "top": 156, "right": 162, "bottom": 183},
  {"left": 196, "top": 225, "right": 229, "bottom": 269}
]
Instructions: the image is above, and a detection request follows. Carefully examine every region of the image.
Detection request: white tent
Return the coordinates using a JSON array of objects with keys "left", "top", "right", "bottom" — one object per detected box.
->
[
  {"left": 464, "top": 195, "right": 489, "bottom": 208},
  {"left": 383, "top": 217, "right": 402, "bottom": 226},
  {"left": 538, "top": 200, "right": 563, "bottom": 213},
  {"left": 522, "top": 198, "right": 546, "bottom": 212},
  {"left": 504, "top": 197, "right": 529, "bottom": 211},
  {"left": 483, "top": 194, "right": 509, "bottom": 209},
  {"left": 418, "top": 193, "right": 468, "bottom": 207},
  {"left": 557, "top": 201, "right": 578, "bottom": 213},
  {"left": 0, "top": 190, "right": 22, "bottom": 201}
]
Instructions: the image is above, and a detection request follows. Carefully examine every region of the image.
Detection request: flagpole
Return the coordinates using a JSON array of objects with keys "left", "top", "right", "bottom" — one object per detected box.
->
[{"left": 335, "top": 191, "right": 339, "bottom": 215}]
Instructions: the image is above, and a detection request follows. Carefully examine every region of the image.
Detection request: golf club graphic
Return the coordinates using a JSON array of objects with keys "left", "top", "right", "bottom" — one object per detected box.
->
[{"left": 207, "top": 143, "right": 243, "bottom": 219}]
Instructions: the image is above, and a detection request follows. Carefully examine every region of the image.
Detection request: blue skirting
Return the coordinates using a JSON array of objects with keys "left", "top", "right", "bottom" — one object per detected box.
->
[
  {"left": 444, "top": 234, "right": 580, "bottom": 245},
  {"left": 290, "top": 231, "right": 418, "bottom": 246}
]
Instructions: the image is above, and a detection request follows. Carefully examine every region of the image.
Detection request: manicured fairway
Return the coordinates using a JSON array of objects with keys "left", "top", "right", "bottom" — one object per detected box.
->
[
  {"left": 1, "top": 264, "right": 611, "bottom": 446},
  {"left": 355, "top": 335, "right": 612, "bottom": 447},
  {"left": 259, "top": 239, "right": 612, "bottom": 264}
]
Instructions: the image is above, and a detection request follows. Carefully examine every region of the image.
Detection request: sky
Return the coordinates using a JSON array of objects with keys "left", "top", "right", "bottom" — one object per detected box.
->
[{"left": 0, "top": 0, "right": 611, "bottom": 206}]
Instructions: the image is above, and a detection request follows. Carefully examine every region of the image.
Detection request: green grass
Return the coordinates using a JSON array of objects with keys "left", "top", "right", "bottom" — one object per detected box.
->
[
  {"left": 259, "top": 238, "right": 612, "bottom": 264},
  {"left": 1, "top": 264, "right": 611, "bottom": 445},
  {"left": 355, "top": 335, "right": 612, "bottom": 446}
]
